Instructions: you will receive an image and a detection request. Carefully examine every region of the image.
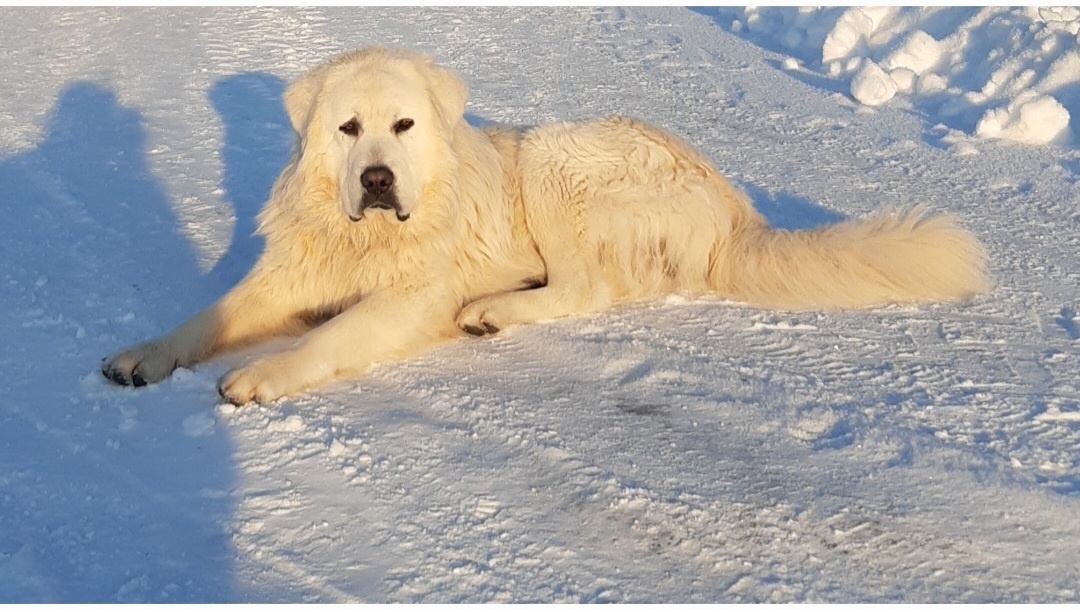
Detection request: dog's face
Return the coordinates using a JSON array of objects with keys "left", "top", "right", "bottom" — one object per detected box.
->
[
  {"left": 320, "top": 68, "right": 440, "bottom": 223},
  {"left": 284, "top": 48, "right": 468, "bottom": 223}
]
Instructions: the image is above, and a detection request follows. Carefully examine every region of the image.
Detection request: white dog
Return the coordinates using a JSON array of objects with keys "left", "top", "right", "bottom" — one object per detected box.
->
[{"left": 102, "top": 47, "right": 989, "bottom": 404}]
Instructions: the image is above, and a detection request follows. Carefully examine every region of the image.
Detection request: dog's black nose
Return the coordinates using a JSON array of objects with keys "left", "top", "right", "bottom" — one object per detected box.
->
[{"left": 360, "top": 165, "right": 394, "bottom": 196}]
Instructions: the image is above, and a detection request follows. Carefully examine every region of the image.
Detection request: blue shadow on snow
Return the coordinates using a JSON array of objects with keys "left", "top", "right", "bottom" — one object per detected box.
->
[
  {"left": 0, "top": 82, "right": 237, "bottom": 602},
  {"left": 206, "top": 72, "right": 293, "bottom": 291},
  {"left": 740, "top": 183, "right": 845, "bottom": 231}
]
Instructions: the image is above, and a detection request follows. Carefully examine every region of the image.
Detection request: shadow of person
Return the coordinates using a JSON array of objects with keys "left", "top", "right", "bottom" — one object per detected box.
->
[
  {"left": 0, "top": 82, "right": 236, "bottom": 602},
  {"left": 205, "top": 72, "right": 293, "bottom": 292}
]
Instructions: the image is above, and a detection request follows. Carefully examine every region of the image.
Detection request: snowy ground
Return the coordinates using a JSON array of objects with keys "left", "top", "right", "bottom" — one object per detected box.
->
[{"left": 2, "top": 6, "right": 1080, "bottom": 603}]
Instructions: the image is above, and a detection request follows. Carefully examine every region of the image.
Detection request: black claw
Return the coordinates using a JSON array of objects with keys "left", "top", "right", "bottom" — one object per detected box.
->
[
  {"left": 131, "top": 371, "right": 147, "bottom": 387},
  {"left": 102, "top": 366, "right": 130, "bottom": 387},
  {"left": 217, "top": 381, "right": 249, "bottom": 406},
  {"left": 463, "top": 321, "right": 500, "bottom": 336},
  {"left": 218, "top": 389, "right": 250, "bottom": 407}
]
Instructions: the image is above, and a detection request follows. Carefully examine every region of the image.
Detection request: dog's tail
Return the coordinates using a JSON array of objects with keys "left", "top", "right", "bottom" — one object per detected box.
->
[{"left": 711, "top": 206, "right": 990, "bottom": 309}]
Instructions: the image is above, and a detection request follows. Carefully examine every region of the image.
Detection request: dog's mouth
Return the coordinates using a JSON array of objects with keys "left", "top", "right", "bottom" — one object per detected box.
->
[{"left": 349, "top": 193, "right": 410, "bottom": 223}]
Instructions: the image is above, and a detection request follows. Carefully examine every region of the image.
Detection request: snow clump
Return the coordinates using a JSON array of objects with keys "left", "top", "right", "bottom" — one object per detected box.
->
[{"left": 712, "top": 6, "right": 1080, "bottom": 146}]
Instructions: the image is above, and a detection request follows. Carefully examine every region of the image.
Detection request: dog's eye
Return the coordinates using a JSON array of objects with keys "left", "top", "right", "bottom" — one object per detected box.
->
[
  {"left": 339, "top": 118, "right": 360, "bottom": 137},
  {"left": 393, "top": 118, "right": 414, "bottom": 134}
]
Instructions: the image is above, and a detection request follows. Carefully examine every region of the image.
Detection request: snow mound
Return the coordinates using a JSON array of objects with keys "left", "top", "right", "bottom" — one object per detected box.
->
[
  {"left": 708, "top": 6, "right": 1080, "bottom": 146},
  {"left": 975, "top": 94, "right": 1072, "bottom": 145},
  {"left": 850, "top": 60, "right": 897, "bottom": 106}
]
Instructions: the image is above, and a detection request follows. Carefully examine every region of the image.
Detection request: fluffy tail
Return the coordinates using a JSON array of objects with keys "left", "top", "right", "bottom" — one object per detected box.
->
[{"left": 714, "top": 207, "right": 990, "bottom": 309}]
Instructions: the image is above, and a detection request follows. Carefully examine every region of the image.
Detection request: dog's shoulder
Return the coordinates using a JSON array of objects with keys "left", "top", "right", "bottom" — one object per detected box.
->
[{"left": 479, "top": 124, "right": 522, "bottom": 164}]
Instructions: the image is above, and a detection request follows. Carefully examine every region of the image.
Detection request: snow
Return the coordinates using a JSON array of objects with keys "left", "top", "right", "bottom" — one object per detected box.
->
[
  {"left": 2, "top": 5, "right": 1080, "bottom": 603},
  {"left": 850, "top": 60, "right": 898, "bottom": 106},
  {"left": 707, "top": 6, "right": 1080, "bottom": 145},
  {"left": 975, "top": 94, "right": 1072, "bottom": 145}
]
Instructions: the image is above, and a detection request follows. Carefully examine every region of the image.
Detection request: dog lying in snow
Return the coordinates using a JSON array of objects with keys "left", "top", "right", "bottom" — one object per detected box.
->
[{"left": 102, "top": 46, "right": 989, "bottom": 404}]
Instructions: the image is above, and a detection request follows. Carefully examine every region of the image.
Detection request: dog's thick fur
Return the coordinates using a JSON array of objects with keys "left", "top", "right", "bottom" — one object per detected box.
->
[{"left": 102, "top": 47, "right": 989, "bottom": 404}]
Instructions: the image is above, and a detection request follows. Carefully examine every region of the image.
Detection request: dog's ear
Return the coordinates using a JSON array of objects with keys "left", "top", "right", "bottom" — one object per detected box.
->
[
  {"left": 283, "top": 67, "right": 327, "bottom": 135},
  {"left": 426, "top": 62, "right": 468, "bottom": 132}
]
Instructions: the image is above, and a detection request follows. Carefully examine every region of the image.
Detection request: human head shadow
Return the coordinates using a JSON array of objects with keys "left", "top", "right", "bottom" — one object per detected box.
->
[
  {"left": 739, "top": 183, "right": 845, "bottom": 231},
  {"left": 205, "top": 72, "right": 293, "bottom": 291},
  {"left": 0, "top": 82, "right": 236, "bottom": 601},
  {"left": 4, "top": 82, "right": 209, "bottom": 313}
]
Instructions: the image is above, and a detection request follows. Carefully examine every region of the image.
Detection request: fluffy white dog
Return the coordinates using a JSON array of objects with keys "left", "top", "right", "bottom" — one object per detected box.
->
[{"left": 102, "top": 47, "right": 989, "bottom": 404}]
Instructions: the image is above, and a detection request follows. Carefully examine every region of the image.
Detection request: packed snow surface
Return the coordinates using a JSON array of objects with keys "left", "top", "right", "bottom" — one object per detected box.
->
[{"left": 2, "top": 6, "right": 1080, "bottom": 603}]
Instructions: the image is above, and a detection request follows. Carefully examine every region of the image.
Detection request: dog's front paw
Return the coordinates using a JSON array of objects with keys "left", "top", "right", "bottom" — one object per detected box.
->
[
  {"left": 102, "top": 339, "right": 180, "bottom": 387},
  {"left": 217, "top": 358, "right": 295, "bottom": 406}
]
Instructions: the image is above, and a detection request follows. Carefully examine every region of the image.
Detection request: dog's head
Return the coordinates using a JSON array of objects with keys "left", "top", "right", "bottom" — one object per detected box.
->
[{"left": 283, "top": 47, "right": 468, "bottom": 223}]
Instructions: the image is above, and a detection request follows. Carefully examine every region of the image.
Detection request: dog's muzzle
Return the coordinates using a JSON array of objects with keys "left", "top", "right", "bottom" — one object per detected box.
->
[{"left": 350, "top": 164, "right": 409, "bottom": 222}]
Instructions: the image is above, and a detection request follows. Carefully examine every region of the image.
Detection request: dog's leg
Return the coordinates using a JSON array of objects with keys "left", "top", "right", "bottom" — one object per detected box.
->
[
  {"left": 457, "top": 154, "right": 608, "bottom": 335},
  {"left": 101, "top": 269, "right": 311, "bottom": 387},
  {"left": 217, "top": 286, "right": 456, "bottom": 404}
]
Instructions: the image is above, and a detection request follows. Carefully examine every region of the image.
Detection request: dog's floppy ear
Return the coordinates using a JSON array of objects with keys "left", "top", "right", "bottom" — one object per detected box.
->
[
  {"left": 283, "top": 67, "right": 328, "bottom": 135},
  {"left": 425, "top": 62, "right": 468, "bottom": 131}
]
